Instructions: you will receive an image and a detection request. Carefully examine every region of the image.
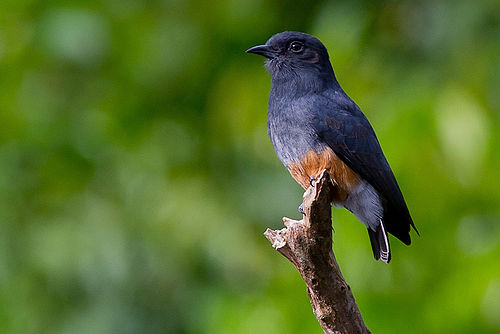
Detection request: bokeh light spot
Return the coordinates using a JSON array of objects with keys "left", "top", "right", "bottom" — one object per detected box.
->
[{"left": 38, "top": 8, "right": 110, "bottom": 66}]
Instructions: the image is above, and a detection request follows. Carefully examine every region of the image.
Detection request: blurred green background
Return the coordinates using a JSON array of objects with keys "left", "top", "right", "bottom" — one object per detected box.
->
[{"left": 1, "top": 0, "right": 499, "bottom": 333}]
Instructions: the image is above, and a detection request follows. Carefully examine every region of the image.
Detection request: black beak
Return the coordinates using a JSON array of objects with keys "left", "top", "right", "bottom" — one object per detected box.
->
[{"left": 246, "top": 45, "right": 276, "bottom": 59}]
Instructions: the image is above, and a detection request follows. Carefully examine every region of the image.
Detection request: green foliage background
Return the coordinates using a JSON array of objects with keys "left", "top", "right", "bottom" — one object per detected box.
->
[{"left": 1, "top": 0, "right": 499, "bottom": 333}]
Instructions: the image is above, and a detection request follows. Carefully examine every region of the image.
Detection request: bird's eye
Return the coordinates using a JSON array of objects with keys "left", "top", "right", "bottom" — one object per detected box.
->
[{"left": 289, "top": 41, "right": 304, "bottom": 53}]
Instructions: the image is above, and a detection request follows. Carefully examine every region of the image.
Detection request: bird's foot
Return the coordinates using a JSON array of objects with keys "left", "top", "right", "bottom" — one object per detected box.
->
[
  {"left": 298, "top": 203, "right": 305, "bottom": 215},
  {"left": 309, "top": 176, "right": 316, "bottom": 187}
]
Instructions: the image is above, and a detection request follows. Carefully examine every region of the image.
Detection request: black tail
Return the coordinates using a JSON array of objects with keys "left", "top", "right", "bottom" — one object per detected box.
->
[
  {"left": 382, "top": 200, "right": 417, "bottom": 246},
  {"left": 367, "top": 221, "right": 391, "bottom": 263}
]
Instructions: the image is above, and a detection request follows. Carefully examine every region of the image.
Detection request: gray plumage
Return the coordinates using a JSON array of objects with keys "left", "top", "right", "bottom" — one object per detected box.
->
[{"left": 247, "top": 31, "right": 418, "bottom": 263}]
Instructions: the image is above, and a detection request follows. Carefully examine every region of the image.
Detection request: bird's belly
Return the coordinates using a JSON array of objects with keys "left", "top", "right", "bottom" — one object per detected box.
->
[
  {"left": 286, "top": 147, "right": 360, "bottom": 202},
  {"left": 287, "top": 147, "right": 383, "bottom": 229}
]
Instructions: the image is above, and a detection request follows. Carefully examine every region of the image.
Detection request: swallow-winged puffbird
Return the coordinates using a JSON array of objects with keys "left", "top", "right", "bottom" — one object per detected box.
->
[{"left": 247, "top": 31, "right": 418, "bottom": 263}]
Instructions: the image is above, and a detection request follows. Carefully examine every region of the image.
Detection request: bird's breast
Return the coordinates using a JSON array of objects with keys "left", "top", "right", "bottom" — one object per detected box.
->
[{"left": 267, "top": 98, "right": 359, "bottom": 201}]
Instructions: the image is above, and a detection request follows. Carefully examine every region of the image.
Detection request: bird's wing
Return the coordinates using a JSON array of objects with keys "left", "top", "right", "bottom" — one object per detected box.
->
[{"left": 312, "top": 97, "right": 416, "bottom": 243}]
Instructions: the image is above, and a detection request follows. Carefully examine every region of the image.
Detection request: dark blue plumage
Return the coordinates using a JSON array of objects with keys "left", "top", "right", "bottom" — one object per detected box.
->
[
  {"left": 312, "top": 90, "right": 415, "bottom": 245},
  {"left": 247, "top": 31, "right": 417, "bottom": 262}
]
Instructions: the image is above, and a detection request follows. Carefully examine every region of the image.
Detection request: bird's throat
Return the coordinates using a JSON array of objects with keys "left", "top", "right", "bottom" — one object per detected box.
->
[{"left": 270, "top": 67, "right": 338, "bottom": 99}]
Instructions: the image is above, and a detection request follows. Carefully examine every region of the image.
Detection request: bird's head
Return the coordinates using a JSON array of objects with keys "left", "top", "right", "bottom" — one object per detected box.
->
[{"left": 246, "top": 31, "right": 335, "bottom": 85}]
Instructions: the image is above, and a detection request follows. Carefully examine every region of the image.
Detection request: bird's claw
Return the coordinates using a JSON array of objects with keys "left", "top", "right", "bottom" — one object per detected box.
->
[{"left": 309, "top": 176, "right": 316, "bottom": 187}]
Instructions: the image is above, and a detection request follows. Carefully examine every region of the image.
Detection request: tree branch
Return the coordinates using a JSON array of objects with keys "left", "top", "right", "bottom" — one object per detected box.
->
[{"left": 264, "top": 170, "right": 370, "bottom": 334}]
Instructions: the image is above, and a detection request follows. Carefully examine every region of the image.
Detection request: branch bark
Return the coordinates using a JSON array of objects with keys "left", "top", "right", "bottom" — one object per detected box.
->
[{"left": 264, "top": 170, "right": 370, "bottom": 334}]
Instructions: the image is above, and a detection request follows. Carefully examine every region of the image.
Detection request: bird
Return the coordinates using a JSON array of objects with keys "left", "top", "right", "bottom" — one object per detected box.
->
[{"left": 246, "top": 31, "right": 418, "bottom": 263}]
